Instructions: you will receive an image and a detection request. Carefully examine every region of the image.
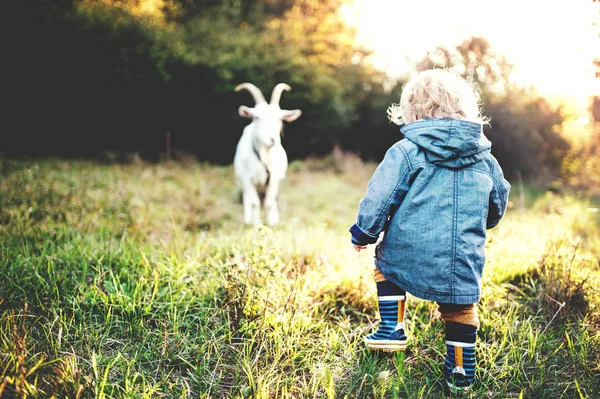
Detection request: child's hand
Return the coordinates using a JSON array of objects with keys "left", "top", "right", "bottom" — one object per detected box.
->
[{"left": 353, "top": 245, "right": 367, "bottom": 252}]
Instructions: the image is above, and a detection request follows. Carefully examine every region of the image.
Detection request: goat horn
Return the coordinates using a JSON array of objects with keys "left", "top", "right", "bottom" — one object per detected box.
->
[
  {"left": 235, "top": 83, "right": 266, "bottom": 104},
  {"left": 270, "top": 83, "right": 291, "bottom": 106}
]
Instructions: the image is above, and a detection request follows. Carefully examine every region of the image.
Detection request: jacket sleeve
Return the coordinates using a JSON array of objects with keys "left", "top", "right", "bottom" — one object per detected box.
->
[
  {"left": 350, "top": 143, "right": 413, "bottom": 245},
  {"left": 487, "top": 157, "right": 511, "bottom": 229}
]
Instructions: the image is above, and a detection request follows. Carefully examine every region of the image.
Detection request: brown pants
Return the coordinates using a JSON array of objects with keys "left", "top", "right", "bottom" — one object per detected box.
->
[{"left": 374, "top": 269, "right": 479, "bottom": 328}]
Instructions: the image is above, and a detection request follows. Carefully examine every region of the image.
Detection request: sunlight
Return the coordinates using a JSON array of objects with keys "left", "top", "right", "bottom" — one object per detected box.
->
[
  {"left": 345, "top": 0, "right": 600, "bottom": 107},
  {"left": 138, "top": 0, "right": 162, "bottom": 16},
  {"left": 577, "top": 116, "right": 590, "bottom": 126}
]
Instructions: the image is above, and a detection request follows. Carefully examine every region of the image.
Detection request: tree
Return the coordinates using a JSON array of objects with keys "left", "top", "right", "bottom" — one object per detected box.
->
[
  {"left": 560, "top": 0, "right": 600, "bottom": 194},
  {"left": 2, "top": 0, "right": 402, "bottom": 163},
  {"left": 417, "top": 36, "right": 513, "bottom": 97}
]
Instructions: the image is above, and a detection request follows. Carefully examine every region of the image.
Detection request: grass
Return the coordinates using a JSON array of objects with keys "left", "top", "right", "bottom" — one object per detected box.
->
[{"left": 0, "top": 154, "right": 599, "bottom": 398}]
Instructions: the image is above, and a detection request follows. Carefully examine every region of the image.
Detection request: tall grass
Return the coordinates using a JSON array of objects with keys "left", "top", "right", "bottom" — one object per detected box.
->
[{"left": 0, "top": 155, "right": 599, "bottom": 398}]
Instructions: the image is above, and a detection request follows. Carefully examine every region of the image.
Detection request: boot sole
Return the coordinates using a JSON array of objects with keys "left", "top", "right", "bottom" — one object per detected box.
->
[
  {"left": 365, "top": 339, "right": 408, "bottom": 352},
  {"left": 446, "top": 382, "right": 471, "bottom": 394}
]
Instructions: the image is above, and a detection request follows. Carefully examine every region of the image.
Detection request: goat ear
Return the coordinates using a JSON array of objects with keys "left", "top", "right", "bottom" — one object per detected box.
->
[
  {"left": 239, "top": 106, "right": 255, "bottom": 119},
  {"left": 281, "top": 109, "right": 301, "bottom": 122}
]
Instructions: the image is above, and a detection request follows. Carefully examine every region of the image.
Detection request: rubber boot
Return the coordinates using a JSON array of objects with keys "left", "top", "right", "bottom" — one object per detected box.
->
[
  {"left": 444, "top": 321, "right": 476, "bottom": 393},
  {"left": 365, "top": 278, "right": 408, "bottom": 352}
]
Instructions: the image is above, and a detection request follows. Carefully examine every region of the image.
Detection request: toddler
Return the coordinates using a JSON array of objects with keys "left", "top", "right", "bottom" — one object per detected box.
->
[{"left": 350, "top": 69, "right": 511, "bottom": 393}]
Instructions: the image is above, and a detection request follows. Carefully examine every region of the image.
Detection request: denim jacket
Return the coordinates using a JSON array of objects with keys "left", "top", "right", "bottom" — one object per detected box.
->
[{"left": 350, "top": 118, "right": 511, "bottom": 304}]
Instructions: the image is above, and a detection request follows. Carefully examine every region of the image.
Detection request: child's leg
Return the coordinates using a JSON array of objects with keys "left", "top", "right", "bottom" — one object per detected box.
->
[
  {"left": 365, "top": 268, "right": 408, "bottom": 352},
  {"left": 438, "top": 303, "right": 479, "bottom": 392}
]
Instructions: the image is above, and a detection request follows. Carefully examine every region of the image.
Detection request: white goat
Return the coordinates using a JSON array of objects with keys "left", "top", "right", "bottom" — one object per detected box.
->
[{"left": 233, "top": 82, "right": 301, "bottom": 226}]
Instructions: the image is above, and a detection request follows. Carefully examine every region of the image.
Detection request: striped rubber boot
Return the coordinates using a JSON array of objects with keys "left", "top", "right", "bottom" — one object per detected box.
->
[
  {"left": 364, "top": 279, "right": 408, "bottom": 352},
  {"left": 444, "top": 322, "right": 477, "bottom": 393}
]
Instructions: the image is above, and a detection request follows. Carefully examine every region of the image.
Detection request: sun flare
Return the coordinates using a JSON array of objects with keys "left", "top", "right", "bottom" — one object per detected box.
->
[{"left": 342, "top": 0, "right": 600, "bottom": 108}]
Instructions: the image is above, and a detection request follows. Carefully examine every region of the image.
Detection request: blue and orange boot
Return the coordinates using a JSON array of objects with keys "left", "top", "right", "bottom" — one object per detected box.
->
[
  {"left": 364, "top": 271, "right": 408, "bottom": 352},
  {"left": 444, "top": 322, "right": 477, "bottom": 393}
]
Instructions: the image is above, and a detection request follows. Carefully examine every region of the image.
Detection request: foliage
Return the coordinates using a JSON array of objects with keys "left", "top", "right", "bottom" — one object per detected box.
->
[
  {"left": 6, "top": 0, "right": 400, "bottom": 164},
  {"left": 169, "top": 0, "right": 402, "bottom": 159},
  {"left": 0, "top": 157, "right": 599, "bottom": 398},
  {"left": 78, "top": 0, "right": 184, "bottom": 24},
  {"left": 416, "top": 37, "right": 513, "bottom": 96},
  {"left": 485, "top": 91, "right": 570, "bottom": 181},
  {"left": 561, "top": 0, "right": 600, "bottom": 196},
  {"left": 561, "top": 118, "right": 600, "bottom": 196},
  {"left": 6, "top": 1, "right": 594, "bottom": 184}
]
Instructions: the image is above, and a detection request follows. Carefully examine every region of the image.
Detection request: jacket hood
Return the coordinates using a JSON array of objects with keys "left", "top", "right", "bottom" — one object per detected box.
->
[{"left": 400, "top": 118, "right": 491, "bottom": 168}]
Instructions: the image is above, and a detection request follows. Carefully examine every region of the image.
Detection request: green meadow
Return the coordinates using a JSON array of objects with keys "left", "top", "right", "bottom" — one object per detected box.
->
[{"left": 0, "top": 155, "right": 599, "bottom": 398}]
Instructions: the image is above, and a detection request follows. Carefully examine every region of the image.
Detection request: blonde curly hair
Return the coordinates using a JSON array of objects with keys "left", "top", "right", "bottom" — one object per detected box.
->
[{"left": 387, "top": 69, "right": 488, "bottom": 125}]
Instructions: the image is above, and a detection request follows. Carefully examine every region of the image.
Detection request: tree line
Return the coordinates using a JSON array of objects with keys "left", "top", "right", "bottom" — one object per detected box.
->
[{"left": 4, "top": 0, "right": 592, "bottom": 183}]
